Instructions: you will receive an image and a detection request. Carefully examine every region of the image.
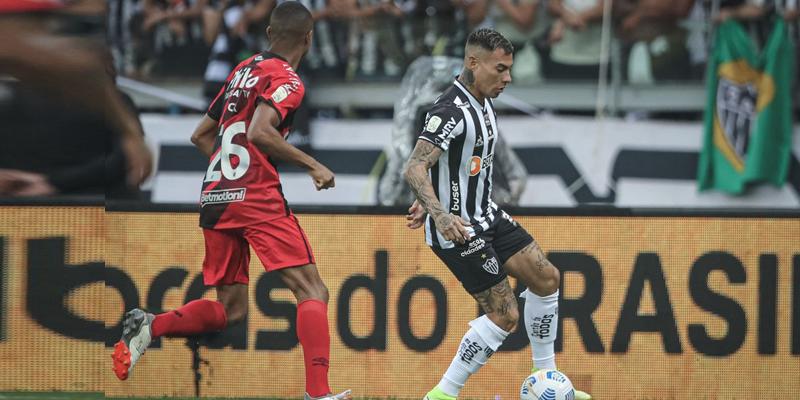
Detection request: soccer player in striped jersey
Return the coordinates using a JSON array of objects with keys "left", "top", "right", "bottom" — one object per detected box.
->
[{"left": 404, "top": 28, "right": 591, "bottom": 400}]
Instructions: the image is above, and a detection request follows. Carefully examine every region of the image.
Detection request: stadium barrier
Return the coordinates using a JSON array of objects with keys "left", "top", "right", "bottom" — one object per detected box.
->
[{"left": 0, "top": 204, "right": 798, "bottom": 399}]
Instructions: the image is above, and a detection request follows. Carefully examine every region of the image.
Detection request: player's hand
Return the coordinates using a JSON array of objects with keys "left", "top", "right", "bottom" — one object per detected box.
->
[
  {"left": 310, "top": 164, "right": 335, "bottom": 190},
  {"left": 0, "top": 169, "right": 57, "bottom": 196},
  {"left": 433, "top": 213, "right": 471, "bottom": 244},
  {"left": 406, "top": 200, "right": 426, "bottom": 229}
]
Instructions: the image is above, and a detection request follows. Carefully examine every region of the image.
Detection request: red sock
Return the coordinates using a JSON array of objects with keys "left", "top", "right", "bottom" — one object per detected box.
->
[
  {"left": 150, "top": 299, "right": 227, "bottom": 338},
  {"left": 297, "top": 299, "right": 331, "bottom": 397}
]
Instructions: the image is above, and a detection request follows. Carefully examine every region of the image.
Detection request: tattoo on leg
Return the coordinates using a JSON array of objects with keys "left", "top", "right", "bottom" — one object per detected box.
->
[
  {"left": 522, "top": 241, "right": 548, "bottom": 272},
  {"left": 473, "top": 279, "right": 515, "bottom": 316}
]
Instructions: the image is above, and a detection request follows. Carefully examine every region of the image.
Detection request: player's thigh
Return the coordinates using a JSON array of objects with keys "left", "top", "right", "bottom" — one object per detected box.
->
[
  {"left": 202, "top": 228, "right": 251, "bottom": 286},
  {"left": 503, "top": 240, "right": 559, "bottom": 295}
]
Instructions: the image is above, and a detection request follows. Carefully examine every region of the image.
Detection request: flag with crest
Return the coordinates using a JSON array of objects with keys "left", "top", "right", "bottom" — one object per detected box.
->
[{"left": 697, "top": 19, "right": 795, "bottom": 194}]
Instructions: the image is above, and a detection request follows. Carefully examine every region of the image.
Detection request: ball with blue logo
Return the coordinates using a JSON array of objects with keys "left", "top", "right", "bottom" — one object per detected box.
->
[{"left": 519, "top": 369, "right": 575, "bottom": 400}]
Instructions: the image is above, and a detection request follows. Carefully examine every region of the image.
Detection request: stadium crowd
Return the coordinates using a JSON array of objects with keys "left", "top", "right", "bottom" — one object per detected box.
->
[{"left": 108, "top": 0, "right": 799, "bottom": 89}]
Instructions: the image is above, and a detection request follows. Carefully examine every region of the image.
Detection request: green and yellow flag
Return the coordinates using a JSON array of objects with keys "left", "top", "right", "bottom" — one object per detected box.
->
[{"left": 697, "top": 19, "right": 795, "bottom": 194}]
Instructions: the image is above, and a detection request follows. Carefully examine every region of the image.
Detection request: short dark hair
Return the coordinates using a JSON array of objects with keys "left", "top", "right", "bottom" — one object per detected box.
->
[
  {"left": 269, "top": 1, "right": 313, "bottom": 43},
  {"left": 466, "top": 28, "right": 514, "bottom": 54}
]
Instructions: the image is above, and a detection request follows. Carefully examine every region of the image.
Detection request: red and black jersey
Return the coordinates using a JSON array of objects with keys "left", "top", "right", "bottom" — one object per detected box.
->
[
  {"left": 0, "top": 0, "right": 65, "bottom": 12},
  {"left": 199, "top": 51, "right": 305, "bottom": 229}
]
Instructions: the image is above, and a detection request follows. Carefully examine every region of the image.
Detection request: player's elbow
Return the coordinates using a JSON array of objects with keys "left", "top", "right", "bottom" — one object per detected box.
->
[{"left": 190, "top": 130, "right": 203, "bottom": 147}]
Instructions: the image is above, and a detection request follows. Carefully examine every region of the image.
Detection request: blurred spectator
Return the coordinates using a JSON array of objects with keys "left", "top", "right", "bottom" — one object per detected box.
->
[
  {"left": 713, "top": 0, "right": 769, "bottom": 23},
  {"left": 351, "top": 0, "right": 406, "bottom": 78},
  {"left": 294, "top": 0, "right": 357, "bottom": 79},
  {"left": 130, "top": 0, "right": 210, "bottom": 78},
  {"left": 615, "top": 0, "right": 695, "bottom": 83},
  {"left": 494, "top": 0, "right": 550, "bottom": 82},
  {"left": 782, "top": 0, "right": 798, "bottom": 19},
  {"left": 400, "top": 0, "right": 468, "bottom": 59},
  {"left": 462, "top": 0, "right": 550, "bottom": 82},
  {"left": 544, "top": 0, "right": 609, "bottom": 80},
  {"left": 109, "top": 0, "right": 140, "bottom": 77}
]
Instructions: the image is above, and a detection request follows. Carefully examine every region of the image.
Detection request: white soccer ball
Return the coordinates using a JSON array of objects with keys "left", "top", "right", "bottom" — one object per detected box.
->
[{"left": 519, "top": 369, "right": 575, "bottom": 400}]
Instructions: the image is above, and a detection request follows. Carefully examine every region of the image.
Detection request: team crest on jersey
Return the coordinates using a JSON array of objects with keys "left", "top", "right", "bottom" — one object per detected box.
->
[{"left": 426, "top": 115, "right": 442, "bottom": 132}]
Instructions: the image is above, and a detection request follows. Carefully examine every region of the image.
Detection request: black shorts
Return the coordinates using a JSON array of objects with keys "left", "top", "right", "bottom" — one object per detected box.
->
[{"left": 430, "top": 211, "right": 534, "bottom": 294}]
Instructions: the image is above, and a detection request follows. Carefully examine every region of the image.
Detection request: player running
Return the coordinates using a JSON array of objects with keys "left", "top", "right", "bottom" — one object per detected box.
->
[
  {"left": 112, "top": 3, "right": 350, "bottom": 399},
  {"left": 403, "top": 28, "right": 591, "bottom": 400}
]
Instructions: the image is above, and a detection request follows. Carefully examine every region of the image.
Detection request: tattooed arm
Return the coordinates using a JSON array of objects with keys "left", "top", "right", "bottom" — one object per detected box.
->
[{"left": 403, "top": 139, "right": 471, "bottom": 244}]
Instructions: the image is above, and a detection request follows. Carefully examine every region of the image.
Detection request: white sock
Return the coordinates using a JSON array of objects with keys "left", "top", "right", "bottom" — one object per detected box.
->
[
  {"left": 523, "top": 289, "right": 559, "bottom": 370},
  {"left": 438, "top": 315, "right": 509, "bottom": 397}
]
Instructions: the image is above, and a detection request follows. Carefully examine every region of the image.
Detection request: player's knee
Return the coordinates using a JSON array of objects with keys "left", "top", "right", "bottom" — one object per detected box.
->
[
  {"left": 545, "top": 265, "right": 560, "bottom": 293},
  {"left": 529, "top": 264, "right": 560, "bottom": 297},
  {"left": 289, "top": 278, "right": 329, "bottom": 303}
]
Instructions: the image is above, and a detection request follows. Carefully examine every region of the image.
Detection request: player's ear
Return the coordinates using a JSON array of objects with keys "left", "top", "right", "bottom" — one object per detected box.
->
[
  {"left": 305, "top": 30, "right": 313, "bottom": 47},
  {"left": 266, "top": 26, "right": 272, "bottom": 41},
  {"left": 467, "top": 54, "right": 479, "bottom": 72}
]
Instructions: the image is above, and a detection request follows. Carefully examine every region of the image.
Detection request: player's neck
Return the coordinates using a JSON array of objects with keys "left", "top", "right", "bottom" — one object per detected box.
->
[
  {"left": 457, "top": 71, "right": 484, "bottom": 103},
  {"left": 268, "top": 46, "right": 303, "bottom": 70}
]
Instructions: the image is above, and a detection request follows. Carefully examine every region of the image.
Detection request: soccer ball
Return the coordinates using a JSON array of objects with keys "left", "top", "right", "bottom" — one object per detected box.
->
[{"left": 519, "top": 369, "right": 575, "bottom": 400}]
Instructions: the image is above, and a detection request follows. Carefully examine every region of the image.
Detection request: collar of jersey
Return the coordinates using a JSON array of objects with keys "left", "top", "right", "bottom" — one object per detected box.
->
[
  {"left": 453, "top": 78, "right": 485, "bottom": 111},
  {"left": 260, "top": 50, "right": 289, "bottom": 63}
]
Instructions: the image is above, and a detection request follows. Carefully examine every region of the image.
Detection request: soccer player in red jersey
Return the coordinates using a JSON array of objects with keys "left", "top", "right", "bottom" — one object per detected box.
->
[{"left": 111, "top": 3, "right": 349, "bottom": 399}]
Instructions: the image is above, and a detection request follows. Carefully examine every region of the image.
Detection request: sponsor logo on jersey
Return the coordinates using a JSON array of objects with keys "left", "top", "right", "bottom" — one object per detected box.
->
[
  {"left": 481, "top": 256, "right": 500, "bottom": 275},
  {"left": 442, "top": 117, "right": 458, "bottom": 136},
  {"left": 228, "top": 67, "right": 259, "bottom": 90},
  {"left": 460, "top": 238, "right": 486, "bottom": 257},
  {"left": 468, "top": 156, "right": 481, "bottom": 176},
  {"left": 426, "top": 115, "right": 442, "bottom": 133},
  {"left": 467, "top": 153, "right": 493, "bottom": 176},
  {"left": 200, "top": 188, "right": 247, "bottom": 207},
  {"left": 451, "top": 180, "right": 460, "bottom": 212}
]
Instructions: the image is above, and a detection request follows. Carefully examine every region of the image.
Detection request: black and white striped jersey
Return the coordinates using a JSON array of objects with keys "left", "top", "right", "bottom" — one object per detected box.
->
[{"left": 417, "top": 79, "right": 501, "bottom": 249}]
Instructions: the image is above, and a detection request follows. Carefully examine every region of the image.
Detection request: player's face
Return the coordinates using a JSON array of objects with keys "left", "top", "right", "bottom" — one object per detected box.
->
[{"left": 475, "top": 49, "right": 513, "bottom": 99}]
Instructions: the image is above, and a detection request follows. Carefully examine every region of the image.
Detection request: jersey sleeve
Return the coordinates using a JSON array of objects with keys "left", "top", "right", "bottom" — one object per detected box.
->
[
  {"left": 257, "top": 69, "right": 305, "bottom": 125},
  {"left": 417, "top": 104, "right": 465, "bottom": 151},
  {"left": 206, "top": 84, "right": 226, "bottom": 121}
]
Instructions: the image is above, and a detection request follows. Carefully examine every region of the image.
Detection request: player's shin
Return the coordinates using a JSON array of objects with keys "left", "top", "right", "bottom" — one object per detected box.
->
[
  {"left": 523, "top": 289, "right": 559, "bottom": 370},
  {"left": 435, "top": 315, "right": 509, "bottom": 398},
  {"left": 297, "top": 299, "right": 332, "bottom": 398},
  {"left": 150, "top": 299, "right": 228, "bottom": 337}
]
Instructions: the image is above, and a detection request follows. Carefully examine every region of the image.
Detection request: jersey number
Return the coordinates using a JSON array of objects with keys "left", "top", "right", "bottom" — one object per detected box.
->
[{"left": 204, "top": 121, "right": 251, "bottom": 182}]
